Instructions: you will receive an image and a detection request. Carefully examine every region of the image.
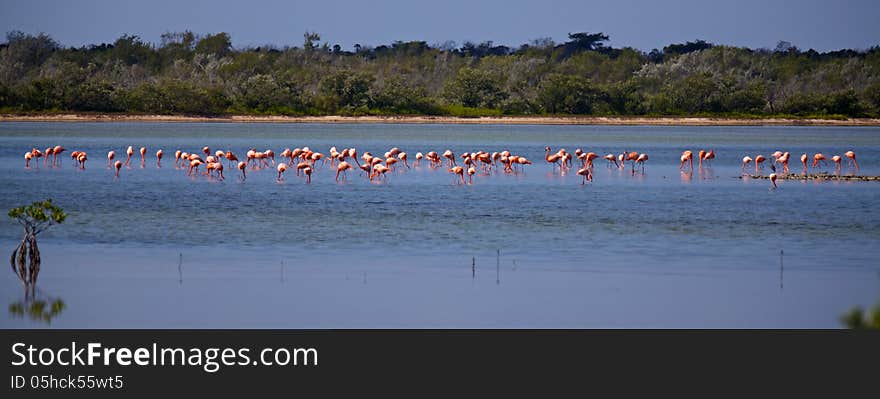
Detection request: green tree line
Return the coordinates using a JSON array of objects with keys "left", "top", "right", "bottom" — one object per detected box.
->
[{"left": 1, "top": 30, "right": 878, "bottom": 118}]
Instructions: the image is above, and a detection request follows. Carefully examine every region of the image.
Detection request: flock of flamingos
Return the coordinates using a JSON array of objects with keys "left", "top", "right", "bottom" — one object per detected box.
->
[{"left": 22, "top": 145, "right": 861, "bottom": 189}]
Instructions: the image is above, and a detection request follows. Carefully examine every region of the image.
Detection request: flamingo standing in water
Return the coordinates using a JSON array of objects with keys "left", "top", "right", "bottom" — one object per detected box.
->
[
  {"left": 812, "top": 153, "right": 827, "bottom": 168},
  {"left": 52, "top": 146, "right": 65, "bottom": 166},
  {"left": 741, "top": 156, "right": 753, "bottom": 174},
  {"left": 303, "top": 166, "right": 313, "bottom": 183},
  {"left": 604, "top": 154, "right": 619, "bottom": 168},
  {"left": 754, "top": 155, "right": 766, "bottom": 175},
  {"left": 800, "top": 153, "right": 808, "bottom": 174},
  {"left": 114, "top": 161, "right": 122, "bottom": 177},
  {"left": 107, "top": 150, "right": 116, "bottom": 167},
  {"left": 443, "top": 150, "right": 456, "bottom": 167},
  {"left": 777, "top": 152, "right": 790, "bottom": 174},
  {"left": 467, "top": 166, "right": 476, "bottom": 184},
  {"left": 30, "top": 148, "right": 43, "bottom": 165},
  {"left": 124, "top": 146, "right": 134, "bottom": 166},
  {"left": 680, "top": 151, "right": 694, "bottom": 171},
  {"left": 139, "top": 147, "right": 147, "bottom": 165},
  {"left": 76, "top": 152, "right": 87, "bottom": 169},
  {"left": 415, "top": 152, "right": 423, "bottom": 166},
  {"left": 844, "top": 150, "right": 858, "bottom": 171},
  {"left": 370, "top": 164, "right": 389, "bottom": 181},
  {"left": 44, "top": 147, "right": 53, "bottom": 166},
  {"left": 703, "top": 149, "right": 715, "bottom": 166},
  {"left": 24, "top": 152, "right": 32, "bottom": 168},
  {"left": 769, "top": 173, "right": 778, "bottom": 190},
  {"left": 449, "top": 166, "right": 465, "bottom": 185},
  {"left": 174, "top": 150, "right": 182, "bottom": 167},
  {"left": 336, "top": 161, "right": 352, "bottom": 181},
  {"left": 156, "top": 150, "right": 164, "bottom": 167},
  {"left": 832, "top": 155, "right": 842, "bottom": 175},
  {"left": 576, "top": 166, "right": 592, "bottom": 184},
  {"left": 276, "top": 163, "right": 288, "bottom": 181},
  {"left": 634, "top": 153, "right": 649, "bottom": 174},
  {"left": 237, "top": 161, "right": 247, "bottom": 180},
  {"left": 545, "top": 147, "right": 562, "bottom": 170}
]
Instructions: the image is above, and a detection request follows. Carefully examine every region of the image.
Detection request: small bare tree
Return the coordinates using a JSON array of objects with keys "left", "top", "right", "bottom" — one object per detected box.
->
[{"left": 9, "top": 199, "right": 65, "bottom": 299}]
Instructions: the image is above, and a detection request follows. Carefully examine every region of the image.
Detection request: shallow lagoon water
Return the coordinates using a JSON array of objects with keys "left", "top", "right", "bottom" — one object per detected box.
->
[{"left": 1, "top": 122, "right": 878, "bottom": 328}]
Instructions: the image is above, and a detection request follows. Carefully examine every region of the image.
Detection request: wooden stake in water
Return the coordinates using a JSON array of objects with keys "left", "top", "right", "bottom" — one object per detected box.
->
[
  {"left": 178, "top": 253, "right": 183, "bottom": 285},
  {"left": 779, "top": 249, "right": 784, "bottom": 291},
  {"left": 496, "top": 249, "right": 500, "bottom": 285},
  {"left": 472, "top": 256, "right": 475, "bottom": 279}
]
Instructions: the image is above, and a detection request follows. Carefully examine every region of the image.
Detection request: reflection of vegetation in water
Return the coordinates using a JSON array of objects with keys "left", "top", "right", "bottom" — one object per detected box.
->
[
  {"left": 840, "top": 304, "right": 880, "bottom": 330},
  {"left": 8, "top": 298, "right": 66, "bottom": 324},
  {"left": 8, "top": 199, "right": 66, "bottom": 299}
]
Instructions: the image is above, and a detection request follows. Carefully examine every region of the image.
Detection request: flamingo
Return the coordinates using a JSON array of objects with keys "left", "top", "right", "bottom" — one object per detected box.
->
[
  {"left": 697, "top": 150, "right": 705, "bottom": 169},
  {"left": 188, "top": 159, "right": 203, "bottom": 176},
  {"left": 237, "top": 161, "right": 247, "bottom": 180},
  {"left": 582, "top": 152, "right": 598, "bottom": 170},
  {"left": 844, "top": 150, "right": 858, "bottom": 170},
  {"left": 832, "top": 155, "right": 842, "bottom": 175},
  {"left": 202, "top": 146, "right": 210, "bottom": 159},
  {"left": 44, "top": 147, "right": 53, "bottom": 165},
  {"left": 800, "top": 153, "right": 808, "bottom": 174},
  {"left": 52, "top": 146, "right": 65, "bottom": 165},
  {"left": 777, "top": 152, "right": 790, "bottom": 174},
  {"left": 467, "top": 166, "right": 476, "bottom": 184},
  {"left": 24, "top": 152, "right": 32, "bottom": 168},
  {"left": 603, "top": 154, "right": 619, "bottom": 168},
  {"left": 754, "top": 155, "right": 766, "bottom": 175},
  {"left": 634, "top": 153, "right": 648, "bottom": 174},
  {"left": 415, "top": 152, "right": 423, "bottom": 166},
  {"left": 516, "top": 157, "right": 533, "bottom": 172},
  {"left": 156, "top": 149, "right": 164, "bottom": 167},
  {"left": 576, "top": 166, "right": 592, "bottom": 184},
  {"left": 681, "top": 151, "right": 694, "bottom": 170},
  {"left": 296, "top": 161, "right": 311, "bottom": 177},
  {"left": 398, "top": 152, "right": 409, "bottom": 168},
  {"left": 449, "top": 166, "right": 465, "bottom": 184},
  {"left": 741, "top": 156, "right": 753, "bottom": 174},
  {"left": 704, "top": 149, "right": 715, "bottom": 166},
  {"left": 545, "top": 147, "right": 562, "bottom": 170},
  {"left": 385, "top": 157, "right": 399, "bottom": 170},
  {"left": 812, "top": 153, "right": 827, "bottom": 168},
  {"left": 769, "top": 173, "right": 778, "bottom": 190},
  {"left": 114, "top": 161, "right": 122, "bottom": 177},
  {"left": 370, "top": 164, "right": 389, "bottom": 181},
  {"left": 76, "top": 152, "right": 87, "bottom": 169},
  {"left": 70, "top": 151, "right": 80, "bottom": 167},
  {"left": 276, "top": 163, "right": 288, "bottom": 181},
  {"left": 336, "top": 161, "right": 352, "bottom": 181},
  {"left": 207, "top": 162, "right": 224, "bottom": 180},
  {"left": 139, "top": 147, "right": 147, "bottom": 165},
  {"left": 225, "top": 151, "right": 239, "bottom": 167},
  {"left": 303, "top": 166, "right": 313, "bottom": 183},
  {"left": 265, "top": 149, "right": 275, "bottom": 165},
  {"left": 31, "top": 148, "right": 43, "bottom": 163},
  {"left": 174, "top": 150, "right": 182, "bottom": 167},
  {"left": 123, "top": 146, "right": 133, "bottom": 166},
  {"left": 443, "top": 150, "right": 456, "bottom": 166},
  {"left": 107, "top": 150, "right": 116, "bottom": 167},
  {"left": 771, "top": 151, "right": 783, "bottom": 167}
]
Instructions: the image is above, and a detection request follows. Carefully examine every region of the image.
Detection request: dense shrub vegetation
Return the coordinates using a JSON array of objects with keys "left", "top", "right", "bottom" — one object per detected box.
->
[{"left": 1, "top": 30, "right": 878, "bottom": 118}]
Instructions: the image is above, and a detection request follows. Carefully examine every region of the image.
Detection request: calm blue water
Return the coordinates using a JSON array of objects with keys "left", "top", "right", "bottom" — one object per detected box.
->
[{"left": 1, "top": 122, "right": 878, "bottom": 328}]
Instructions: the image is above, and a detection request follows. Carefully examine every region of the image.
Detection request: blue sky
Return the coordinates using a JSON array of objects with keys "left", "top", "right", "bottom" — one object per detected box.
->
[{"left": 1, "top": 0, "right": 878, "bottom": 51}]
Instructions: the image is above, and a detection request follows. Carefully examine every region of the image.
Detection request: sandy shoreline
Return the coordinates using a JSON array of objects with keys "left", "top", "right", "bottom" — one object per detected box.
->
[{"left": 2, "top": 113, "right": 880, "bottom": 126}]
